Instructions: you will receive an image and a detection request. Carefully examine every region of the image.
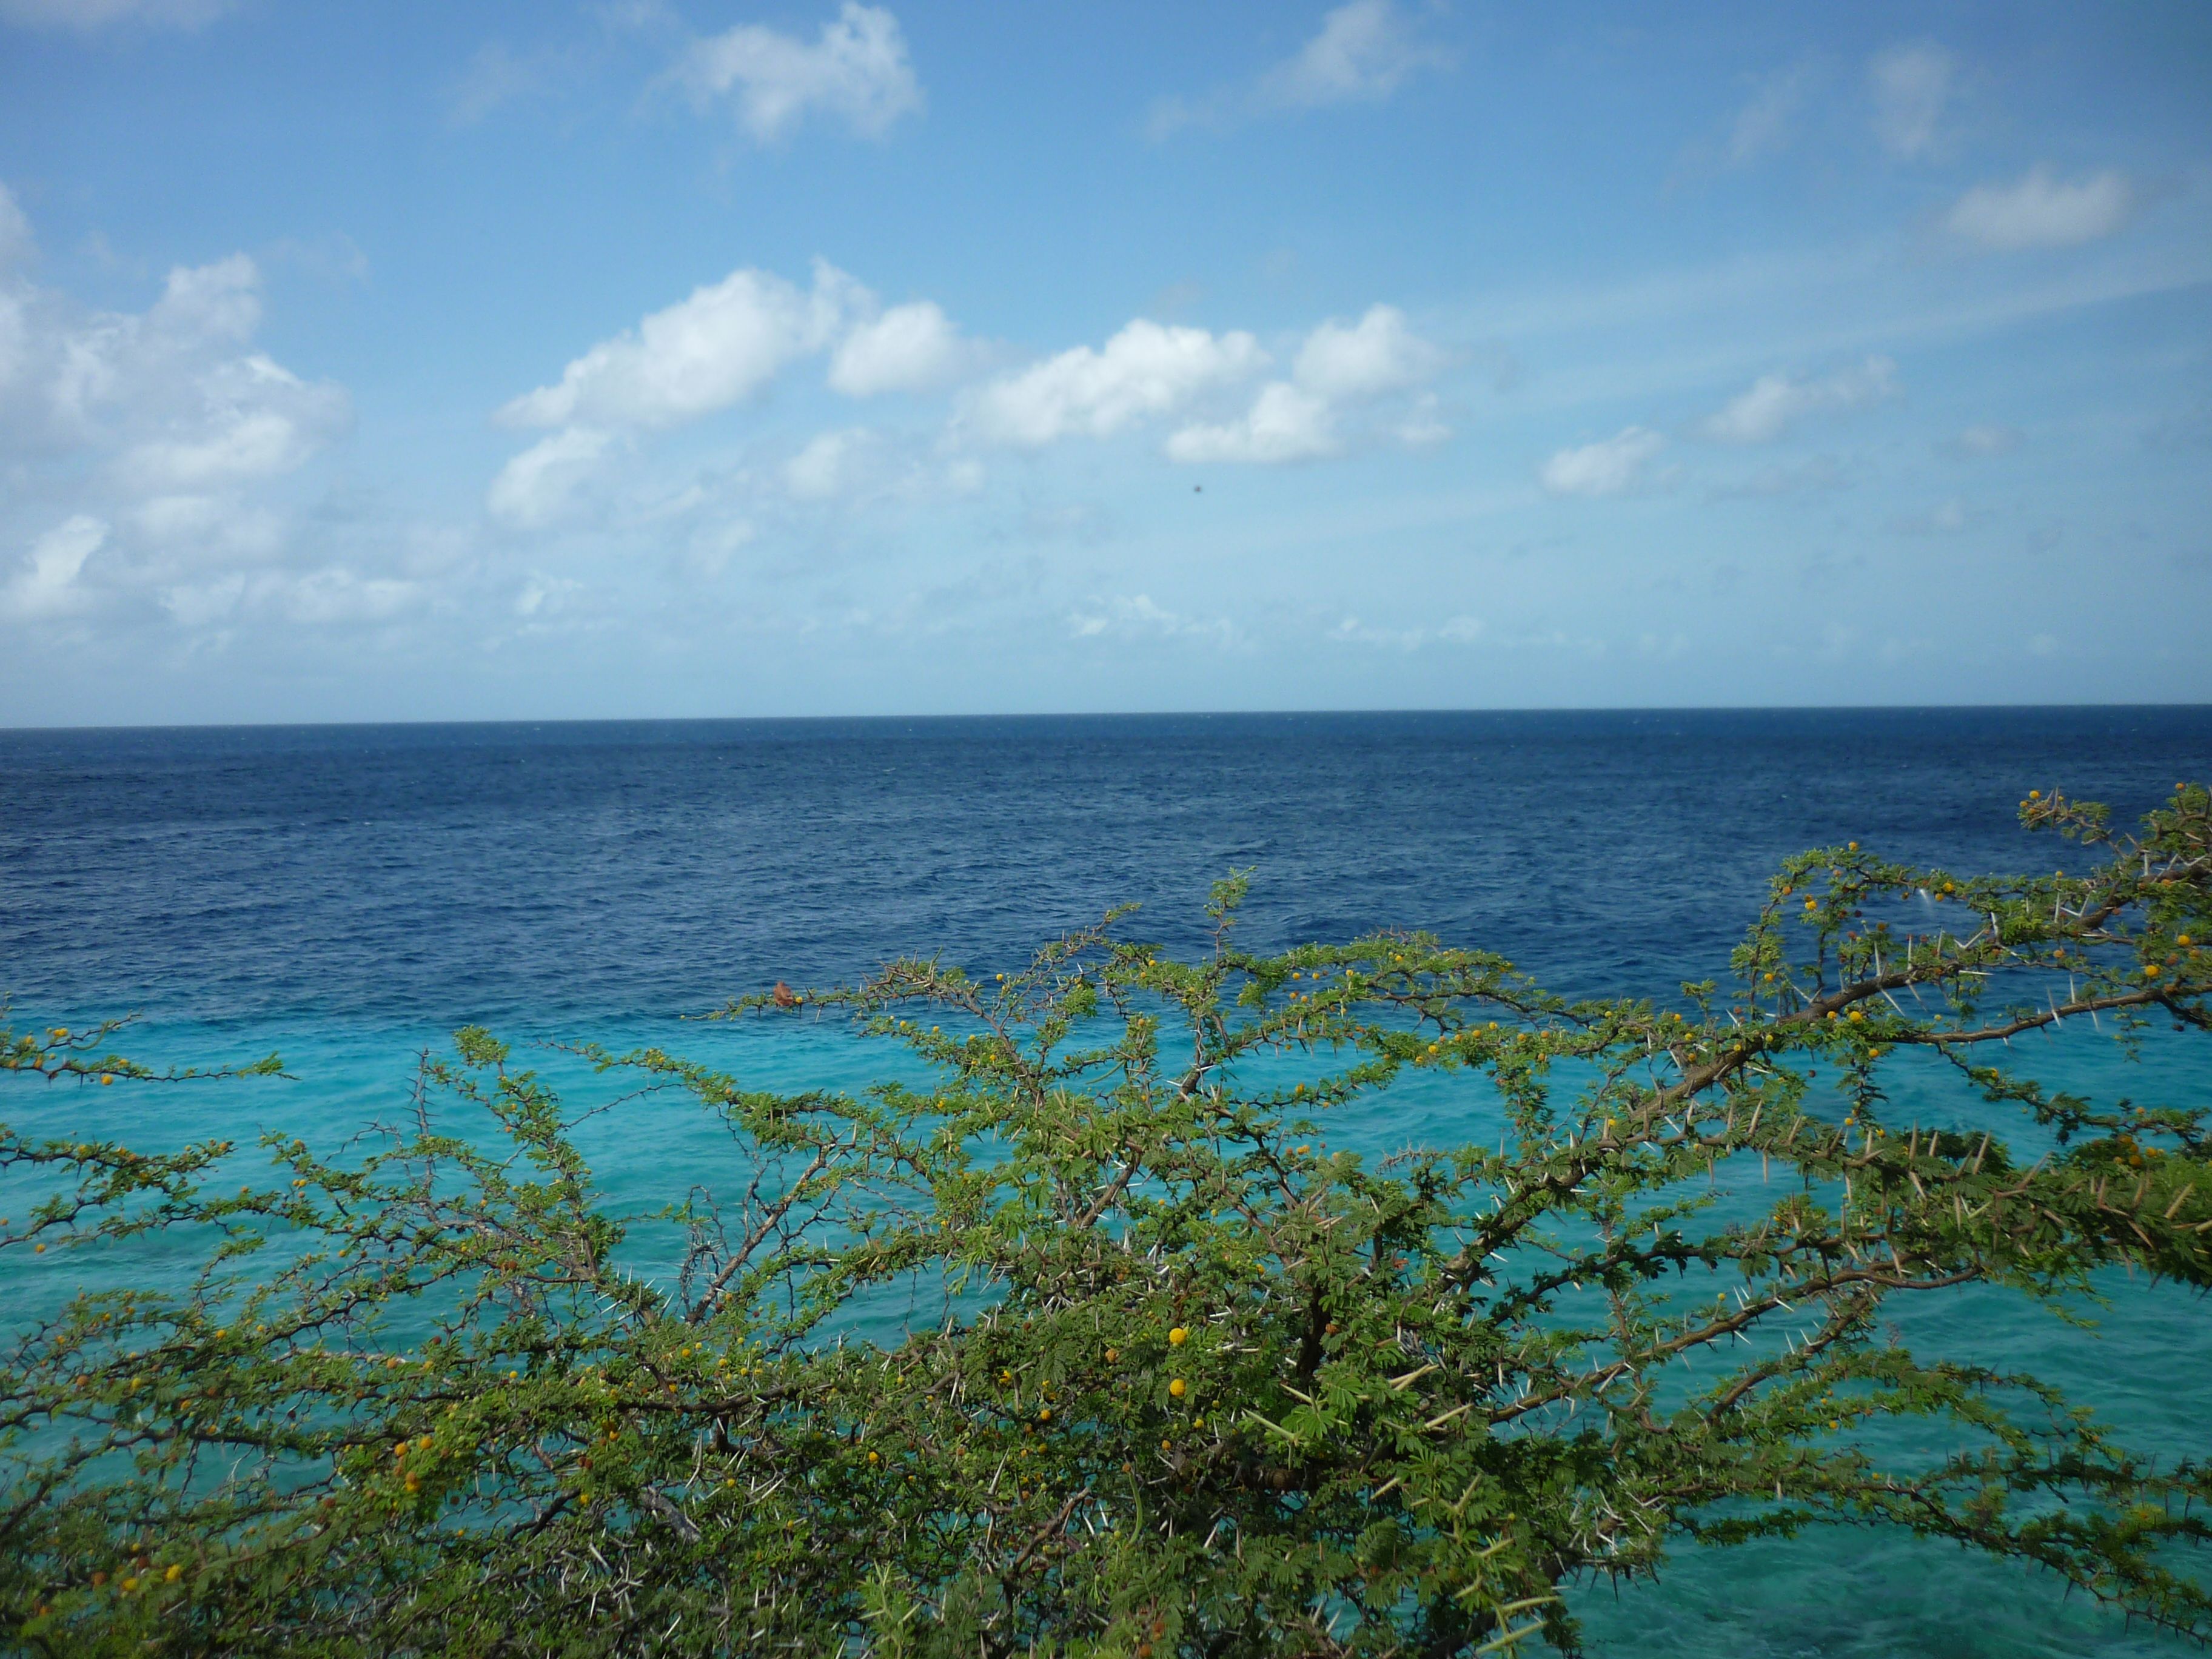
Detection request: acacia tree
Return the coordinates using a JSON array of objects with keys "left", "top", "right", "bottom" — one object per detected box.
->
[{"left": 2, "top": 785, "right": 2208, "bottom": 1657}]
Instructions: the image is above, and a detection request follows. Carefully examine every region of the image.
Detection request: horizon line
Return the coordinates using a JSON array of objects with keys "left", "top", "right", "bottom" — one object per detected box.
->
[{"left": 4, "top": 701, "right": 2210, "bottom": 737}]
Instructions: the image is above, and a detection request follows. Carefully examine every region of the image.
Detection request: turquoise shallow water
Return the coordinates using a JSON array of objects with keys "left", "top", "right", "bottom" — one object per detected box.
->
[{"left": 4, "top": 709, "right": 2209, "bottom": 1652}]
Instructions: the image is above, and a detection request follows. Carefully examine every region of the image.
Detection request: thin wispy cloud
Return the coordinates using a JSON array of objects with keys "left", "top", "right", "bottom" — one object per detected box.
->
[
  {"left": 1726, "top": 67, "right": 1808, "bottom": 166},
  {"left": 1701, "top": 357, "right": 1899, "bottom": 444},
  {"left": 1148, "top": 0, "right": 1450, "bottom": 139},
  {"left": 1944, "top": 167, "right": 2136, "bottom": 252},
  {"left": 1868, "top": 41, "right": 1952, "bottom": 159}
]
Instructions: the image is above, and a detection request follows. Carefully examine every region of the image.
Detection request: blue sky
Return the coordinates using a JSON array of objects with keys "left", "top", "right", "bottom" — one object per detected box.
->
[{"left": 1, "top": 1, "right": 2207, "bottom": 723}]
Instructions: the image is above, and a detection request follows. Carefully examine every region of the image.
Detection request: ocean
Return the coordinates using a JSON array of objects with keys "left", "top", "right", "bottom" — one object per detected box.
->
[{"left": 4, "top": 707, "right": 2208, "bottom": 1655}]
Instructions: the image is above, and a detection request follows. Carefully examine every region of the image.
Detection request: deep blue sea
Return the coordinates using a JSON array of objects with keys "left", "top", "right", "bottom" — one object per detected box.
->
[{"left": 4, "top": 708, "right": 2210, "bottom": 1656}]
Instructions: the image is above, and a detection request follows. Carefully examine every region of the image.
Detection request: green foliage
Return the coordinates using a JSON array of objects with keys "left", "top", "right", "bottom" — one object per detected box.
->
[{"left": 2, "top": 784, "right": 2210, "bottom": 1656}]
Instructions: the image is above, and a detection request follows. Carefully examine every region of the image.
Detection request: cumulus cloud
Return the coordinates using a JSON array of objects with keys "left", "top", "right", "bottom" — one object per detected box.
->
[
  {"left": 1292, "top": 304, "right": 1443, "bottom": 400},
  {"left": 1868, "top": 42, "right": 1951, "bottom": 160},
  {"left": 1943, "top": 167, "right": 2135, "bottom": 252},
  {"left": 0, "top": 210, "right": 354, "bottom": 631},
  {"left": 498, "top": 262, "right": 857, "bottom": 431},
  {"left": 828, "top": 299, "right": 965, "bottom": 395},
  {"left": 1539, "top": 427, "right": 1665, "bottom": 497},
  {"left": 1260, "top": 0, "right": 1447, "bottom": 109},
  {"left": 967, "top": 320, "right": 1264, "bottom": 447},
  {"left": 2, "top": 514, "right": 105, "bottom": 619},
  {"left": 678, "top": 2, "right": 922, "bottom": 143},
  {"left": 0, "top": 0, "right": 232, "bottom": 29},
  {"left": 486, "top": 426, "right": 614, "bottom": 528},
  {"left": 1702, "top": 356, "right": 1899, "bottom": 444},
  {"left": 1166, "top": 381, "right": 1336, "bottom": 464},
  {"left": 1164, "top": 304, "right": 1447, "bottom": 464}
]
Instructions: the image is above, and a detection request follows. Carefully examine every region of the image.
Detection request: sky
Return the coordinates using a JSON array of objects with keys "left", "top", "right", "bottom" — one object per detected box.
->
[{"left": 1, "top": 1, "right": 2208, "bottom": 724}]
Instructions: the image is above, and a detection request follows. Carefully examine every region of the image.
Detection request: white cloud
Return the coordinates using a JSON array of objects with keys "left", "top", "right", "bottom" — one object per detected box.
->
[
  {"left": 0, "top": 0, "right": 232, "bottom": 29},
  {"left": 1330, "top": 612, "right": 1483, "bottom": 649},
  {"left": 499, "top": 262, "right": 856, "bottom": 431},
  {"left": 1167, "top": 381, "right": 1336, "bottom": 464},
  {"left": 1701, "top": 356, "right": 1899, "bottom": 444},
  {"left": 487, "top": 426, "right": 614, "bottom": 527},
  {"left": 967, "top": 319, "right": 1265, "bottom": 447},
  {"left": 119, "top": 354, "right": 350, "bottom": 489},
  {"left": 447, "top": 41, "right": 575, "bottom": 127},
  {"left": 0, "top": 216, "right": 354, "bottom": 632},
  {"left": 158, "top": 571, "right": 244, "bottom": 628},
  {"left": 1150, "top": 0, "right": 1447, "bottom": 137},
  {"left": 1943, "top": 167, "right": 2135, "bottom": 252},
  {"left": 828, "top": 300, "right": 964, "bottom": 395},
  {"left": 1292, "top": 304, "right": 1443, "bottom": 400},
  {"left": 147, "top": 253, "right": 261, "bottom": 345},
  {"left": 1260, "top": 0, "right": 1447, "bottom": 109},
  {"left": 130, "top": 492, "right": 283, "bottom": 562},
  {"left": 1868, "top": 42, "right": 1951, "bottom": 160},
  {"left": 1539, "top": 427, "right": 1665, "bottom": 497},
  {"left": 1068, "top": 592, "right": 1239, "bottom": 647},
  {"left": 514, "top": 572, "right": 583, "bottom": 620},
  {"left": 679, "top": 2, "right": 921, "bottom": 143},
  {"left": 1397, "top": 393, "right": 1450, "bottom": 448},
  {"left": 785, "top": 427, "right": 870, "bottom": 499},
  {"left": 2, "top": 514, "right": 104, "bottom": 619},
  {"left": 0, "top": 290, "right": 24, "bottom": 394},
  {"left": 263, "top": 566, "right": 419, "bottom": 625},
  {"left": 1162, "top": 304, "right": 1446, "bottom": 466}
]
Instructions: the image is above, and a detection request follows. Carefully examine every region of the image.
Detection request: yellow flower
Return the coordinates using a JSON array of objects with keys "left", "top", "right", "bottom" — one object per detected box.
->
[
  {"left": 1168, "top": 1378, "right": 1187, "bottom": 1398},
  {"left": 1168, "top": 1327, "right": 1188, "bottom": 1346},
  {"left": 165, "top": 1563, "right": 182, "bottom": 1583},
  {"left": 2145, "top": 964, "right": 2161, "bottom": 977}
]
